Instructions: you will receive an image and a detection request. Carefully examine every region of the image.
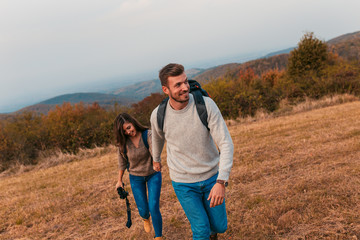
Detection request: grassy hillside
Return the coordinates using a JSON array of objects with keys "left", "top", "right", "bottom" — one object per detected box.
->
[{"left": 1, "top": 101, "right": 360, "bottom": 239}]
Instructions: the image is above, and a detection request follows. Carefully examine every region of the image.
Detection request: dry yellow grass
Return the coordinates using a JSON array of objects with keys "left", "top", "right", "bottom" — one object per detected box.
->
[{"left": 1, "top": 100, "right": 360, "bottom": 239}]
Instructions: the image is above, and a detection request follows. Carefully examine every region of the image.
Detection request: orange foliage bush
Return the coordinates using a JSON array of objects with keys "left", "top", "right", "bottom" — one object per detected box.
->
[
  {"left": 44, "top": 102, "right": 114, "bottom": 153},
  {"left": 0, "top": 102, "right": 121, "bottom": 169},
  {"left": 0, "top": 112, "right": 46, "bottom": 170}
]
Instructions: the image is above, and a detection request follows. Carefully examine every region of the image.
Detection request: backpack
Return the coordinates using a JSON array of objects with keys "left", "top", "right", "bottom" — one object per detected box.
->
[
  {"left": 157, "top": 79, "right": 210, "bottom": 131},
  {"left": 124, "top": 129, "right": 149, "bottom": 171}
]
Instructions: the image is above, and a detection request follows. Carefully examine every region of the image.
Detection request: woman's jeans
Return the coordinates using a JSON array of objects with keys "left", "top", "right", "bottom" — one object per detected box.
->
[
  {"left": 172, "top": 173, "right": 227, "bottom": 240},
  {"left": 129, "top": 171, "right": 162, "bottom": 237}
]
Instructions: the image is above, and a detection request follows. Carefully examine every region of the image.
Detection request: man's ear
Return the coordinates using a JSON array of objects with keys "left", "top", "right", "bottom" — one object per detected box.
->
[{"left": 162, "top": 85, "right": 169, "bottom": 95}]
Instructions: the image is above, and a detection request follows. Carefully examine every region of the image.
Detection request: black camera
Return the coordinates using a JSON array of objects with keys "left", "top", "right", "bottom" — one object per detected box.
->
[{"left": 117, "top": 186, "right": 129, "bottom": 199}]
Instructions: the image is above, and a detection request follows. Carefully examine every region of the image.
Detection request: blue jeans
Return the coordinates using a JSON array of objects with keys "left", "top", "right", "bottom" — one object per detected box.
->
[
  {"left": 129, "top": 171, "right": 162, "bottom": 237},
  {"left": 172, "top": 173, "right": 227, "bottom": 240}
]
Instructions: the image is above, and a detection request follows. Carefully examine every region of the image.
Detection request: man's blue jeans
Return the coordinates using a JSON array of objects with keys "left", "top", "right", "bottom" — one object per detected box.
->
[
  {"left": 129, "top": 171, "right": 162, "bottom": 237},
  {"left": 172, "top": 173, "right": 227, "bottom": 240}
]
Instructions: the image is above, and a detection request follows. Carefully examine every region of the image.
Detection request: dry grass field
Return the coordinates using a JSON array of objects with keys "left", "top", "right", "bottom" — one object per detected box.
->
[{"left": 1, "top": 99, "right": 360, "bottom": 239}]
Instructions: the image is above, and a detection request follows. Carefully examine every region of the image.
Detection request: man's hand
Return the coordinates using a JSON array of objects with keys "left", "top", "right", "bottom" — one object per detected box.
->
[
  {"left": 153, "top": 161, "right": 162, "bottom": 172},
  {"left": 207, "top": 183, "right": 225, "bottom": 208}
]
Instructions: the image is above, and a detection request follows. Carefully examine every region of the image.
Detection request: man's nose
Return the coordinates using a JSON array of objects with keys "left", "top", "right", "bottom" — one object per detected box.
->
[{"left": 182, "top": 82, "right": 189, "bottom": 91}]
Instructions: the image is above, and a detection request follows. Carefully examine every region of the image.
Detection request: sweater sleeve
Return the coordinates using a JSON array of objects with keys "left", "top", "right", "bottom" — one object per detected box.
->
[
  {"left": 147, "top": 130, "right": 153, "bottom": 157},
  {"left": 150, "top": 107, "right": 165, "bottom": 163},
  {"left": 117, "top": 149, "right": 128, "bottom": 171},
  {"left": 205, "top": 97, "right": 234, "bottom": 181}
]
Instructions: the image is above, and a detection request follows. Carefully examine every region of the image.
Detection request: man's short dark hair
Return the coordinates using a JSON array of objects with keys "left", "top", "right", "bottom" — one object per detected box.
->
[{"left": 159, "top": 63, "right": 184, "bottom": 87}]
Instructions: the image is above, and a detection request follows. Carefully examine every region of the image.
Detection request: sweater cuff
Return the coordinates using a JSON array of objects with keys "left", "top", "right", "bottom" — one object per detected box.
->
[{"left": 217, "top": 171, "right": 230, "bottom": 182}]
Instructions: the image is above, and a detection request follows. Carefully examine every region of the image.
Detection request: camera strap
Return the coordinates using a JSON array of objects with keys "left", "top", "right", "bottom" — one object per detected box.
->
[
  {"left": 125, "top": 197, "right": 132, "bottom": 228},
  {"left": 117, "top": 186, "right": 132, "bottom": 228}
]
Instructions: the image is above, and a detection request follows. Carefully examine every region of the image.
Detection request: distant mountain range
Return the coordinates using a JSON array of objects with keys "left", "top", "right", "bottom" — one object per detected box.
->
[
  {"left": 263, "top": 47, "right": 295, "bottom": 58},
  {"left": 13, "top": 93, "right": 133, "bottom": 115},
  {"left": 39, "top": 92, "right": 132, "bottom": 105},
  {"left": 4, "top": 30, "right": 359, "bottom": 116},
  {"left": 9, "top": 68, "right": 208, "bottom": 115}
]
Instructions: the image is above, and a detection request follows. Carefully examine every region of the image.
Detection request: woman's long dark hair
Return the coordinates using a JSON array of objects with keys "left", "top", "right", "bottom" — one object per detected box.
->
[{"left": 113, "top": 113, "right": 148, "bottom": 153}]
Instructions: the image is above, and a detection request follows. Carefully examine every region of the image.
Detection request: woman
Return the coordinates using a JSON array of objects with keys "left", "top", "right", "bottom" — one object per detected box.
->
[{"left": 114, "top": 113, "right": 162, "bottom": 240}]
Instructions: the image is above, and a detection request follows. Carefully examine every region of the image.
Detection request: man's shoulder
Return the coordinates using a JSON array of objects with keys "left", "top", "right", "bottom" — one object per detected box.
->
[
  {"left": 203, "top": 96, "right": 218, "bottom": 110},
  {"left": 150, "top": 105, "right": 160, "bottom": 120},
  {"left": 203, "top": 95, "right": 215, "bottom": 104}
]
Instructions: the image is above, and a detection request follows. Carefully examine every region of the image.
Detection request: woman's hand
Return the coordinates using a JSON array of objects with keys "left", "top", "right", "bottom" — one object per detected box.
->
[
  {"left": 116, "top": 180, "right": 124, "bottom": 190},
  {"left": 116, "top": 170, "right": 125, "bottom": 190},
  {"left": 153, "top": 161, "right": 162, "bottom": 172}
]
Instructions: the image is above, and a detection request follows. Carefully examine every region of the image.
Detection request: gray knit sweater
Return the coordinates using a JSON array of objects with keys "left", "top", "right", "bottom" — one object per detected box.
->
[{"left": 150, "top": 94, "right": 234, "bottom": 183}]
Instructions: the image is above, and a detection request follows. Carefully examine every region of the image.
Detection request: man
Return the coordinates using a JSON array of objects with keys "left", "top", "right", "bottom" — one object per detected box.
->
[{"left": 150, "top": 63, "right": 234, "bottom": 240}]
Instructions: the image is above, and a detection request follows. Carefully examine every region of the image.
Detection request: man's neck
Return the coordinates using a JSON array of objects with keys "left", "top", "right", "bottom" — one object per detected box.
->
[{"left": 169, "top": 98, "right": 189, "bottom": 110}]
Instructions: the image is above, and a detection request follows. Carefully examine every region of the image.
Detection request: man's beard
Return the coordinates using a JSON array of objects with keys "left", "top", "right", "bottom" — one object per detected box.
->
[{"left": 169, "top": 91, "right": 189, "bottom": 103}]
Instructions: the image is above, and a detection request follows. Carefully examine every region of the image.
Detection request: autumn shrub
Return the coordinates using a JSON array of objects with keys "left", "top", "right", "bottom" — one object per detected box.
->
[
  {"left": 323, "top": 60, "right": 360, "bottom": 95},
  {"left": 205, "top": 69, "right": 283, "bottom": 119},
  {"left": 204, "top": 77, "right": 241, "bottom": 119},
  {"left": 0, "top": 126, "right": 14, "bottom": 171},
  {"left": 0, "top": 101, "right": 134, "bottom": 170},
  {"left": 44, "top": 102, "right": 114, "bottom": 153},
  {"left": 0, "top": 112, "right": 48, "bottom": 169}
]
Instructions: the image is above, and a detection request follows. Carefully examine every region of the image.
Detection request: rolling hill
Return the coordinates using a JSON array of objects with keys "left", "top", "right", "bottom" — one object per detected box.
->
[
  {"left": 194, "top": 54, "right": 289, "bottom": 84},
  {"left": 14, "top": 93, "right": 134, "bottom": 115},
  {"left": 109, "top": 79, "right": 162, "bottom": 100},
  {"left": 328, "top": 30, "right": 360, "bottom": 61},
  {"left": 38, "top": 92, "right": 130, "bottom": 105}
]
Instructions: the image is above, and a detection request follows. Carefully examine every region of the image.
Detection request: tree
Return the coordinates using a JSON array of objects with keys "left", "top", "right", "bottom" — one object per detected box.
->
[{"left": 288, "top": 32, "right": 328, "bottom": 78}]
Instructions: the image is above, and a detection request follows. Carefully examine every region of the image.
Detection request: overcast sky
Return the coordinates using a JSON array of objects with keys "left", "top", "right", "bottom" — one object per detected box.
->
[{"left": 0, "top": 0, "right": 359, "bottom": 113}]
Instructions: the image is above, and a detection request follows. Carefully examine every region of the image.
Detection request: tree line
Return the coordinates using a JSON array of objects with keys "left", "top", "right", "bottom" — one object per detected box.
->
[
  {"left": 204, "top": 32, "right": 360, "bottom": 119},
  {"left": 1, "top": 32, "right": 360, "bottom": 171}
]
